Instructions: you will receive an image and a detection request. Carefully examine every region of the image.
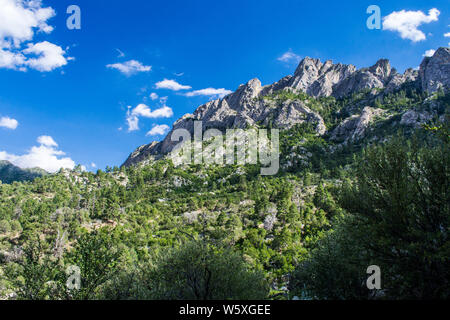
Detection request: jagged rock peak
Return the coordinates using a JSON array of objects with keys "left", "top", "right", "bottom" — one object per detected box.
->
[
  {"left": 225, "top": 78, "right": 263, "bottom": 107},
  {"left": 293, "top": 57, "right": 323, "bottom": 77},
  {"left": 289, "top": 57, "right": 356, "bottom": 97},
  {"left": 369, "top": 59, "right": 392, "bottom": 80},
  {"left": 420, "top": 47, "right": 450, "bottom": 93}
]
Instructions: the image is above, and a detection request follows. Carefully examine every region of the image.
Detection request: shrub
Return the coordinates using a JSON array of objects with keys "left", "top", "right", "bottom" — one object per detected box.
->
[{"left": 0, "top": 220, "right": 11, "bottom": 233}]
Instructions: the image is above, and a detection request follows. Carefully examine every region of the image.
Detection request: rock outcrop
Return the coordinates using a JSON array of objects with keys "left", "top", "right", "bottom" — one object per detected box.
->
[
  {"left": 400, "top": 110, "right": 433, "bottom": 128},
  {"left": 122, "top": 141, "right": 162, "bottom": 167},
  {"left": 288, "top": 58, "right": 356, "bottom": 97},
  {"left": 419, "top": 47, "right": 450, "bottom": 93},
  {"left": 330, "top": 107, "right": 385, "bottom": 143},
  {"left": 385, "top": 68, "right": 419, "bottom": 93}
]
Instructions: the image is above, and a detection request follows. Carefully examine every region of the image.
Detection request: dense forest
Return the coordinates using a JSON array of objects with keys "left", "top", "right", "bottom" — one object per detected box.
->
[{"left": 0, "top": 88, "right": 448, "bottom": 300}]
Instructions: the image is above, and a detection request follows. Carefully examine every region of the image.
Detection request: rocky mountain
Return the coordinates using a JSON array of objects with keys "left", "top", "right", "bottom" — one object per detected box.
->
[
  {"left": 420, "top": 47, "right": 450, "bottom": 93},
  {"left": 123, "top": 47, "right": 450, "bottom": 167},
  {"left": 0, "top": 160, "right": 47, "bottom": 184}
]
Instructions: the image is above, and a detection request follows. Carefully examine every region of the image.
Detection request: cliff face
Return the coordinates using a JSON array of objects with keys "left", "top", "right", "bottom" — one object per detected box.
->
[
  {"left": 420, "top": 47, "right": 450, "bottom": 93},
  {"left": 123, "top": 47, "right": 450, "bottom": 168}
]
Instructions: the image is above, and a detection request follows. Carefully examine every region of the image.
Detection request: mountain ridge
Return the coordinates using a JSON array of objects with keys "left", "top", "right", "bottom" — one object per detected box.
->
[
  {"left": 123, "top": 47, "right": 450, "bottom": 167},
  {"left": 0, "top": 160, "right": 47, "bottom": 184}
]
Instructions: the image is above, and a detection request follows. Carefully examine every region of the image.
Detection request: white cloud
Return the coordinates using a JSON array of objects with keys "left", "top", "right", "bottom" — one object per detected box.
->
[
  {"left": 445, "top": 32, "right": 450, "bottom": 45},
  {"left": 148, "top": 105, "right": 173, "bottom": 118},
  {"left": 383, "top": 8, "right": 440, "bottom": 42},
  {"left": 0, "top": 0, "right": 55, "bottom": 47},
  {"left": 131, "top": 104, "right": 173, "bottom": 118},
  {"left": 0, "top": 0, "right": 71, "bottom": 72},
  {"left": 126, "top": 103, "right": 174, "bottom": 132},
  {"left": 0, "top": 116, "right": 18, "bottom": 129},
  {"left": 0, "top": 47, "right": 25, "bottom": 70},
  {"left": 106, "top": 59, "right": 151, "bottom": 76},
  {"left": 150, "top": 92, "right": 159, "bottom": 100},
  {"left": 91, "top": 162, "right": 96, "bottom": 168},
  {"left": 155, "top": 79, "right": 191, "bottom": 91},
  {"left": 277, "top": 49, "right": 301, "bottom": 64},
  {"left": 37, "top": 135, "right": 57, "bottom": 147},
  {"left": 23, "top": 41, "right": 69, "bottom": 71},
  {"left": 0, "top": 135, "right": 75, "bottom": 173},
  {"left": 185, "top": 88, "right": 232, "bottom": 99},
  {"left": 159, "top": 96, "right": 168, "bottom": 104},
  {"left": 126, "top": 112, "right": 139, "bottom": 132},
  {"left": 146, "top": 124, "right": 170, "bottom": 137},
  {"left": 423, "top": 49, "right": 436, "bottom": 57},
  {"left": 116, "top": 48, "right": 125, "bottom": 58}
]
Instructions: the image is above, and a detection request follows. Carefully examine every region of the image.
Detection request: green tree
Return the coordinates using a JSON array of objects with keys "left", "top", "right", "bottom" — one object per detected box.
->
[
  {"left": 339, "top": 134, "right": 450, "bottom": 299},
  {"left": 289, "top": 217, "right": 370, "bottom": 300},
  {"left": 64, "top": 228, "right": 122, "bottom": 300},
  {"left": 149, "top": 240, "right": 269, "bottom": 300},
  {"left": 7, "top": 237, "right": 58, "bottom": 300}
]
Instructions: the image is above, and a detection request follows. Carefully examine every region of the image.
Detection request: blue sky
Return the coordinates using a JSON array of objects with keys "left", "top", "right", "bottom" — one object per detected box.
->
[{"left": 0, "top": 0, "right": 449, "bottom": 172}]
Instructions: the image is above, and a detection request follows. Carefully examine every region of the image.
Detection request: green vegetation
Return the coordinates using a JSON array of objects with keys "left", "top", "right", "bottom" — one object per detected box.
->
[
  {"left": 290, "top": 129, "right": 450, "bottom": 299},
  {"left": 0, "top": 89, "right": 448, "bottom": 300},
  {"left": 262, "top": 90, "right": 309, "bottom": 103}
]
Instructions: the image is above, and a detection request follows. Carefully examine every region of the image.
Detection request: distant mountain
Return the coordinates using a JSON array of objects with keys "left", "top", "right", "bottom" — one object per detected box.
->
[
  {"left": 123, "top": 47, "right": 450, "bottom": 167},
  {"left": 0, "top": 160, "right": 47, "bottom": 184}
]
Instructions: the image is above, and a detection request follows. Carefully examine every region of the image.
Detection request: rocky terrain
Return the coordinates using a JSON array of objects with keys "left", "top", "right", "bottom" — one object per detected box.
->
[{"left": 124, "top": 47, "right": 449, "bottom": 167}]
